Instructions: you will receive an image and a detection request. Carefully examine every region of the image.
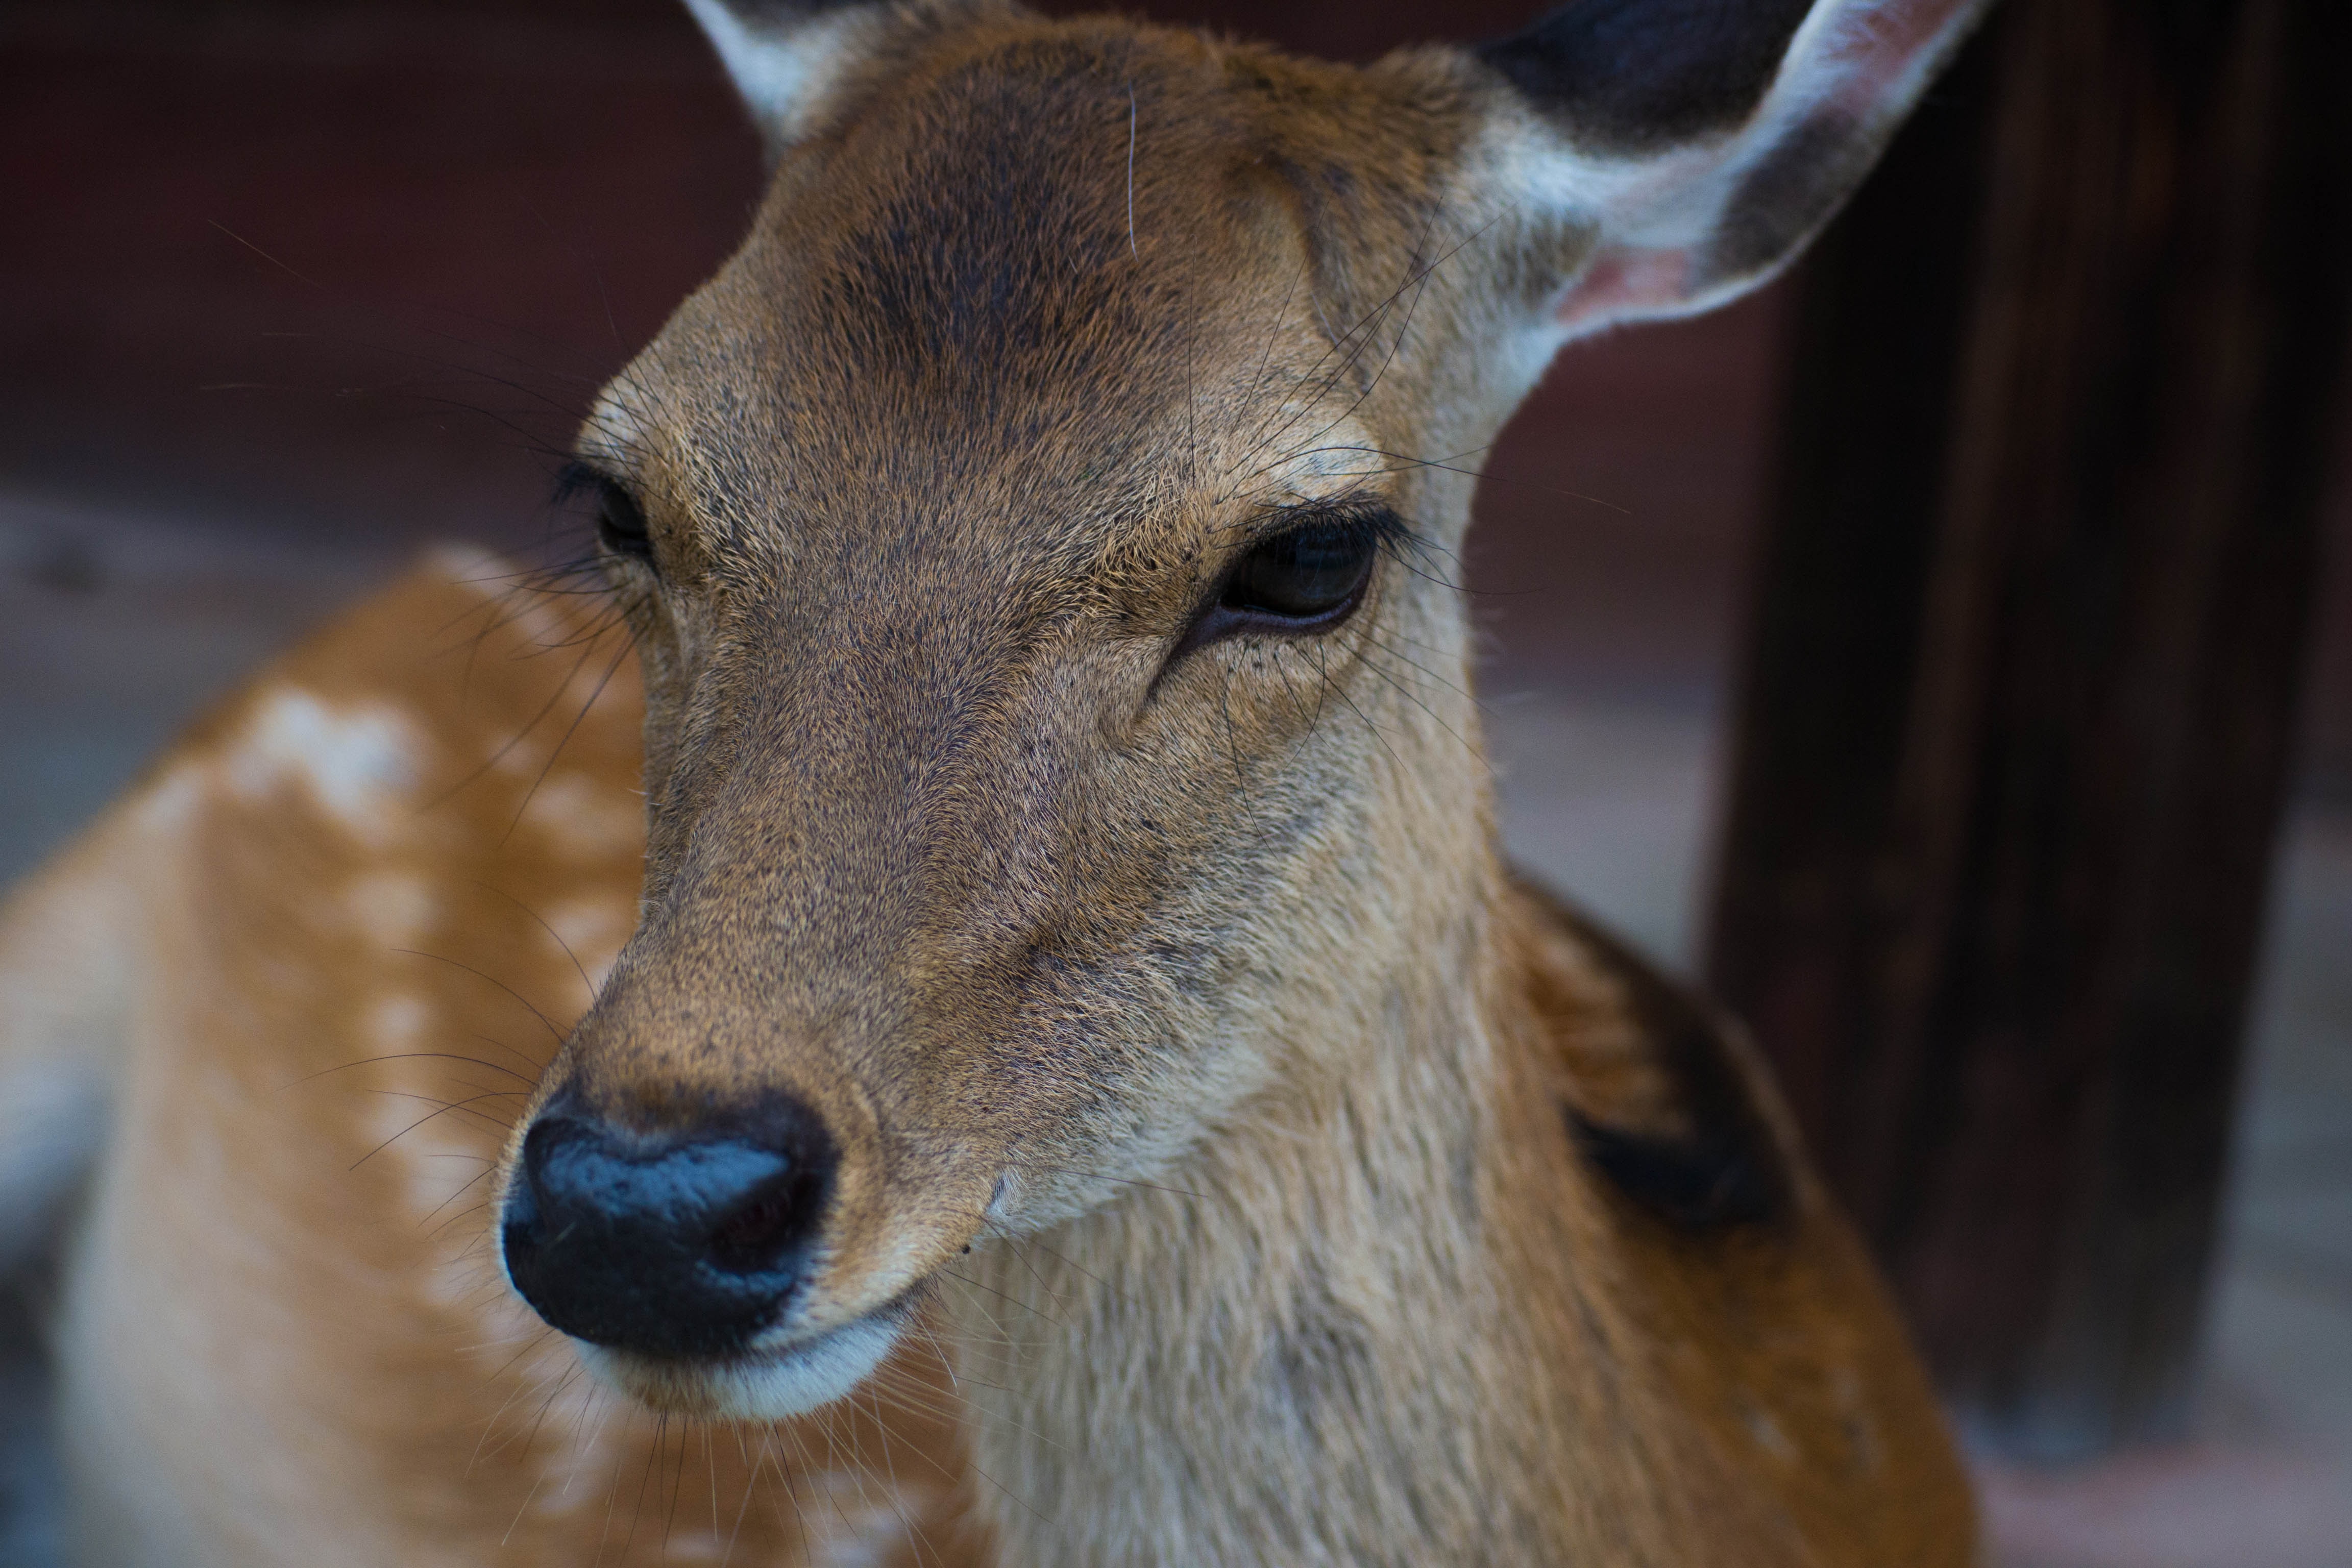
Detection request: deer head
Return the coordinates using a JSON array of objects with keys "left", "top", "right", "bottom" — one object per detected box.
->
[{"left": 493, "top": 0, "right": 1983, "bottom": 1421}]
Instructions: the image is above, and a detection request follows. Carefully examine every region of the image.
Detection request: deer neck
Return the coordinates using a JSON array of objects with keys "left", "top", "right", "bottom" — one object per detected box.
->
[{"left": 955, "top": 847, "right": 1689, "bottom": 1566}]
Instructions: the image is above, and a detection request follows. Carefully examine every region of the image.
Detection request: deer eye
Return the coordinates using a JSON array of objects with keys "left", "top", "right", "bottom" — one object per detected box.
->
[
  {"left": 557, "top": 463, "right": 653, "bottom": 561},
  {"left": 593, "top": 485, "right": 653, "bottom": 559},
  {"left": 1164, "top": 504, "right": 1407, "bottom": 668},
  {"left": 1220, "top": 515, "right": 1384, "bottom": 622}
]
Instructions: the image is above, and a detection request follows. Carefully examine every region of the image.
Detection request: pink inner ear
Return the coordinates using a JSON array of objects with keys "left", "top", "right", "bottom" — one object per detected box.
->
[{"left": 1554, "top": 245, "right": 1694, "bottom": 333}]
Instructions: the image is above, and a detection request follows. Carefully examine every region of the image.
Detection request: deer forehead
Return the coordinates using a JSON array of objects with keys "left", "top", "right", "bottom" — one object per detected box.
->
[{"left": 584, "top": 22, "right": 1479, "bottom": 562}]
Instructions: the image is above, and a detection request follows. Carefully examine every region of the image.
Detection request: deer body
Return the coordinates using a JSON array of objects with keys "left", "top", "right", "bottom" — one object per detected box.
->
[{"left": 4, "top": 2, "right": 1987, "bottom": 1562}]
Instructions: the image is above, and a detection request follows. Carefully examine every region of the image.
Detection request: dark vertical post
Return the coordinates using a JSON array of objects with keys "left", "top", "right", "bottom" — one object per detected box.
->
[{"left": 1708, "top": 0, "right": 2352, "bottom": 1457}]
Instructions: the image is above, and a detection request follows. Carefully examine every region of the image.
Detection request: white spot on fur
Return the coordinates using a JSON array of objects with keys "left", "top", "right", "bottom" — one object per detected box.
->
[
  {"left": 226, "top": 688, "right": 418, "bottom": 840},
  {"left": 373, "top": 990, "right": 429, "bottom": 1048},
  {"left": 515, "top": 772, "right": 638, "bottom": 861},
  {"left": 429, "top": 542, "right": 577, "bottom": 650},
  {"left": 361, "top": 1077, "right": 479, "bottom": 1223},
  {"left": 799, "top": 1479, "right": 917, "bottom": 1568},
  {"left": 348, "top": 872, "right": 434, "bottom": 947},
  {"left": 353, "top": 992, "right": 518, "bottom": 1241},
  {"left": 540, "top": 897, "right": 632, "bottom": 989},
  {"left": 361, "top": 1091, "right": 434, "bottom": 1172}
]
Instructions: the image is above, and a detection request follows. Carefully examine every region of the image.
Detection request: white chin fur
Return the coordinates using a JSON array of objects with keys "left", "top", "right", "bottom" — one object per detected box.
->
[{"left": 578, "top": 1311, "right": 902, "bottom": 1420}]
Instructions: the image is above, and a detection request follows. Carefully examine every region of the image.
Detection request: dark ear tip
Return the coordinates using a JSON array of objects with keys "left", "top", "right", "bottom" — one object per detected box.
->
[{"left": 1476, "top": 0, "right": 1817, "bottom": 149}]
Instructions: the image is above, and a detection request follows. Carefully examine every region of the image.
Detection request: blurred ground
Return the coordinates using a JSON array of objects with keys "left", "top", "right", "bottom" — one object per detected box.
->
[{"left": 3, "top": 1, "right": 2349, "bottom": 1564}]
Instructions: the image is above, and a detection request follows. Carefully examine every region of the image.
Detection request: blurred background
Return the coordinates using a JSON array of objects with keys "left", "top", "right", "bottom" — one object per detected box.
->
[{"left": 1, "top": 2, "right": 2346, "bottom": 1564}]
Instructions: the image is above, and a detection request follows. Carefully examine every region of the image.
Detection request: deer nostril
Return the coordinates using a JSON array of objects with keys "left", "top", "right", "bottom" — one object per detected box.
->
[
  {"left": 500, "top": 1092, "right": 837, "bottom": 1358},
  {"left": 705, "top": 1167, "right": 826, "bottom": 1275}
]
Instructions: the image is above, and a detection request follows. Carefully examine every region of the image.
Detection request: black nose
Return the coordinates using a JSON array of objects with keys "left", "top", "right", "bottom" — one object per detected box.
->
[{"left": 500, "top": 1093, "right": 836, "bottom": 1358}]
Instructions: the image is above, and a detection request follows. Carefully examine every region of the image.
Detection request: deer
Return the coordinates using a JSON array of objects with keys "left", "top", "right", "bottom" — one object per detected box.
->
[{"left": 0, "top": 0, "right": 1992, "bottom": 1562}]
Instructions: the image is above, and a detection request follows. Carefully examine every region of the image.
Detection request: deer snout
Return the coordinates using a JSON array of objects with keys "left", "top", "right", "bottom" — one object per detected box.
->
[{"left": 500, "top": 1091, "right": 837, "bottom": 1358}]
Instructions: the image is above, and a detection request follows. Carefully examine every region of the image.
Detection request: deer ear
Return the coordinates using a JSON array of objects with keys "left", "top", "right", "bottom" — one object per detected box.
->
[
  {"left": 681, "top": 0, "right": 966, "bottom": 155},
  {"left": 1469, "top": 0, "right": 1988, "bottom": 337}
]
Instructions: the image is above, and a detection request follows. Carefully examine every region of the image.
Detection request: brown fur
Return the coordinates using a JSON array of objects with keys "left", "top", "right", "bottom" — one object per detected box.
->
[{"left": 3, "top": 4, "right": 1983, "bottom": 1563}]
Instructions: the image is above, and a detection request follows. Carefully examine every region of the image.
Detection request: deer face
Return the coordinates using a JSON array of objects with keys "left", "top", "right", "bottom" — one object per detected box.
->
[{"left": 493, "top": 0, "right": 1982, "bottom": 1418}]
